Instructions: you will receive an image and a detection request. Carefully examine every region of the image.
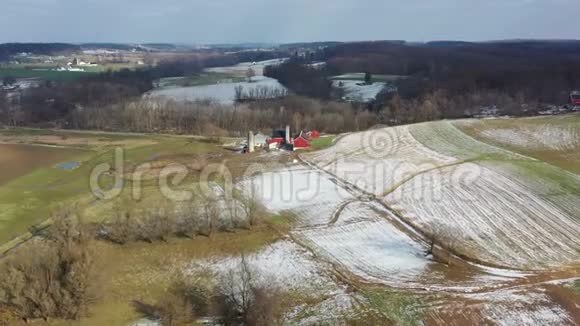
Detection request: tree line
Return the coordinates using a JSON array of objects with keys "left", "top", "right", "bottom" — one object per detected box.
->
[
  {"left": 1, "top": 88, "right": 545, "bottom": 136},
  {"left": 265, "top": 40, "right": 580, "bottom": 108},
  {"left": 323, "top": 40, "right": 580, "bottom": 103}
]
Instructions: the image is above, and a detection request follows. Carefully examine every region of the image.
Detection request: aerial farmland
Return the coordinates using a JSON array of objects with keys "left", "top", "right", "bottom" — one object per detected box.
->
[{"left": 1, "top": 36, "right": 580, "bottom": 324}]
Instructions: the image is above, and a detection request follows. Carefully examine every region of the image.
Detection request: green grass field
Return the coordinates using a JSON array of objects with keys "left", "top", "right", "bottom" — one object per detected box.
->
[
  {"left": 455, "top": 114, "right": 580, "bottom": 174},
  {"left": 0, "top": 63, "right": 139, "bottom": 82},
  {"left": 0, "top": 129, "right": 220, "bottom": 250},
  {"left": 309, "top": 135, "right": 336, "bottom": 150},
  {"left": 0, "top": 67, "right": 98, "bottom": 81}
]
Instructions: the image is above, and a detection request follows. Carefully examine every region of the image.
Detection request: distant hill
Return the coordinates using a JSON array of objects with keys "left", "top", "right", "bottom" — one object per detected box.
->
[
  {"left": 279, "top": 41, "right": 344, "bottom": 49},
  {"left": 0, "top": 43, "right": 81, "bottom": 60},
  {"left": 80, "top": 43, "right": 137, "bottom": 51},
  {"left": 423, "top": 41, "right": 476, "bottom": 48}
]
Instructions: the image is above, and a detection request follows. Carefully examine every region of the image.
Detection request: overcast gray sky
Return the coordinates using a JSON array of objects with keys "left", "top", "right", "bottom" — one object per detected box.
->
[{"left": 2, "top": 0, "right": 579, "bottom": 44}]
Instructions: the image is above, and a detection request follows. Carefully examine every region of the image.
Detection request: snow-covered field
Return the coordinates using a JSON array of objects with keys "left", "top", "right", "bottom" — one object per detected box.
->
[
  {"left": 332, "top": 80, "right": 386, "bottom": 102},
  {"left": 238, "top": 164, "right": 353, "bottom": 226},
  {"left": 205, "top": 58, "right": 288, "bottom": 76},
  {"left": 456, "top": 119, "right": 580, "bottom": 151},
  {"left": 303, "top": 124, "right": 457, "bottom": 196},
  {"left": 145, "top": 76, "right": 286, "bottom": 105},
  {"left": 386, "top": 162, "right": 580, "bottom": 269},
  {"left": 304, "top": 120, "right": 580, "bottom": 270},
  {"left": 294, "top": 203, "right": 431, "bottom": 286},
  {"left": 189, "top": 240, "right": 341, "bottom": 293},
  {"left": 428, "top": 286, "right": 578, "bottom": 325}
]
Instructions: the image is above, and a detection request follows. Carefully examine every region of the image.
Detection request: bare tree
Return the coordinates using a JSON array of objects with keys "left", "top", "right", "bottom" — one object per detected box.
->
[
  {"left": 217, "top": 255, "right": 282, "bottom": 325},
  {"left": 133, "top": 276, "right": 211, "bottom": 326},
  {"left": 245, "top": 286, "right": 282, "bottom": 326},
  {"left": 234, "top": 85, "right": 244, "bottom": 102},
  {"left": 425, "top": 223, "right": 461, "bottom": 266},
  {"left": 238, "top": 186, "right": 263, "bottom": 229},
  {"left": 175, "top": 200, "right": 201, "bottom": 238},
  {"left": 201, "top": 196, "right": 219, "bottom": 238},
  {"left": 0, "top": 210, "right": 100, "bottom": 322},
  {"left": 364, "top": 72, "right": 372, "bottom": 85},
  {"left": 246, "top": 68, "right": 256, "bottom": 82}
]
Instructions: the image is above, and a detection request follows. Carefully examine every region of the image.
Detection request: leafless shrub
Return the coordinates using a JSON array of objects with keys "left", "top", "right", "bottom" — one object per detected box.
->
[
  {"left": 134, "top": 276, "right": 211, "bottom": 326},
  {"left": 134, "top": 292, "right": 192, "bottom": 326},
  {"left": 102, "top": 211, "right": 134, "bottom": 244},
  {"left": 237, "top": 187, "right": 265, "bottom": 230},
  {"left": 200, "top": 196, "right": 219, "bottom": 238},
  {"left": 223, "top": 199, "right": 241, "bottom": 232},
  {"left": 216, "top": 255, "right": 283, "bottom": 325},
  {"left": 245, "top": 286, "right": 283, "bottom": 326},
  {"left": 136, "top": 208, "right": 174, "bottom": 243},
  {"left": 0, "top": 210, "right": 100, "bottom": 322},
  {"left": 174, "top": 201, "right": 201, "bottom": 239}
]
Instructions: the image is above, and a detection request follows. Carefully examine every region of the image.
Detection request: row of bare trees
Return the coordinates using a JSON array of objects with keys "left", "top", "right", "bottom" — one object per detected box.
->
[
  {"left": 1, "top": 89, "right": 546, "bottom": 136},
  {"left": 100, "top": 192, "right": 265, "bottom": 245},
  {"left": 234, "top": 85, "right": 288, "bottom": 102},
  {"left": 56, "top": 96, "right": 380, "bottom": 136},
  {"left": 1, "top": 82, "right": 549, "bottom": 137}
]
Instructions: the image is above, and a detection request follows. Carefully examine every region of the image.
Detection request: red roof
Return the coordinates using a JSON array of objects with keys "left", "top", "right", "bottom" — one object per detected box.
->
[
  {"left": 293, "top": 135, "right": 310, "bottom": 149},
  {"left": 307, "top": 130, "right": 321, "bottom": 139},
  {"left": 267, "top": 137, "right": 285, "bottom": 145}
]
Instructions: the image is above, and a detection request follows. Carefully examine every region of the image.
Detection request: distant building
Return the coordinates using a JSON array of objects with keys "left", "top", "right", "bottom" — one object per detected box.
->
[
  {"left": 570, "top": 91, "right": 580, "bottom": 106},
  {"left": 292, "top": 132, "right": 311, "bottom": 150},
  {"left": 253, "top": 132, "right": 269, "bottom": 148},
  {"left": 243, "top": 126, "right": 318, "bottom": 152},
  {"left": 305, "top": 130, "right": 320, "bottom": 140}
]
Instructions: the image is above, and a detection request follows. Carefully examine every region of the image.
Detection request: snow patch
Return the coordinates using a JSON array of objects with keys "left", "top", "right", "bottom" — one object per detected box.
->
[
  {"left": 188, "top": 240, "right": 341, "bottom": 294},
  {"left": 146, "top": 76, "right": 286, "bottom": 105},
  {"left": 333, "top": 80, "right": 387, "bottom": 102}
]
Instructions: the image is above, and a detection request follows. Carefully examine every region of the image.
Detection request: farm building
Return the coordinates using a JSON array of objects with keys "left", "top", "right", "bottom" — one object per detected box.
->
[
  {"left": 571, "top": 91, "right": 580, "bottom": 106},
  {"left": 267, "top": 137, "right": 285, "bottom": 149},
  {"left": 253, "top": 132, "right": 269, "bottom": 148},
  {"left": 305, "top": 130, "right": 321, "bottom": 140},
  {"left": 245, "top": 126, "right": 319, "bottom": 152},
  {"left": 291, "top": 132, "right": 311, "bottom": 150}
]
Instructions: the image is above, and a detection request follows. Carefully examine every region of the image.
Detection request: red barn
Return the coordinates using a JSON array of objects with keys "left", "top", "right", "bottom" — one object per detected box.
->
[
  {"left": 293, "top": 133, "right": 311, "bottom": 150},
  {"left": 306, "top": 130, "right": 321, "bottom": 139},
  {"left": 266, "top": 137, "right": 285, "bottom": 149}
]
